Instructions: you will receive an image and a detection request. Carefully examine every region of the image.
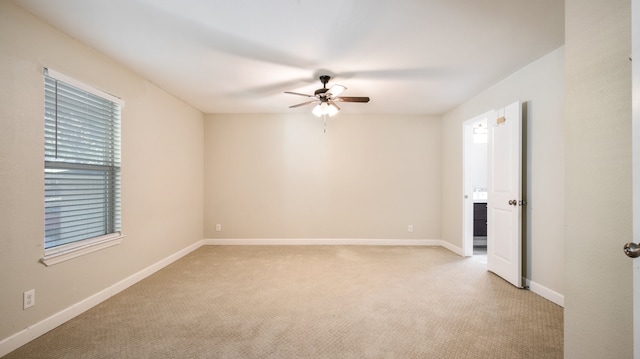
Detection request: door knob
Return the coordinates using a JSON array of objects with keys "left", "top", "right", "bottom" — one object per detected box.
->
[
  {"left": 508, "top": 200, "right": 517, "bottom": 206},
  {"left": 623, "top": 242, "right": 640, "bottom": 258}
]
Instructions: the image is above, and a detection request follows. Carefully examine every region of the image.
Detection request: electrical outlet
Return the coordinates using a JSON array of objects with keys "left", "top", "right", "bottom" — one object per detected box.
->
[
  {"left": 23, "top": 289, "right": 35, "bottom": 310},
  {"left": 408, "top": 225, "right": 414, "bottom": 233},
  {"left": 215, "top": 224, "right": 222, "bottom": 232}
]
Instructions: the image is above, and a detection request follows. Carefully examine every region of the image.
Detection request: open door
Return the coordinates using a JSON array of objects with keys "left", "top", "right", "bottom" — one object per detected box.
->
[{"left": 487, "top": 101, "right": 523, "bottom": 288}]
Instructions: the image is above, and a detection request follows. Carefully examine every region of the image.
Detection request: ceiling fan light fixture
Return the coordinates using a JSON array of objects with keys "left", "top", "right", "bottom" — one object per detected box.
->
[
  {"left": 312, "top": 103, "right": 325, "bottom": 117},
  {"left": 327, "top": 103, "right": 339, "bottom": 116},
  {"left": 313, "top": 102, "right": 339, "bottom": 117}
]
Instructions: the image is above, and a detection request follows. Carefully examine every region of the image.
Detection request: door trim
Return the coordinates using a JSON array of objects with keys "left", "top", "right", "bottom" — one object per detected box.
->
[{"left": 462, "top": 110, "right": 493, "bottom": 257}]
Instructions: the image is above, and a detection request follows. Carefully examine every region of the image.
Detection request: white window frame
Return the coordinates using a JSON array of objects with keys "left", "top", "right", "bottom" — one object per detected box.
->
[{"left": 41, "top": 68, "right": 125, "bottom": 266}]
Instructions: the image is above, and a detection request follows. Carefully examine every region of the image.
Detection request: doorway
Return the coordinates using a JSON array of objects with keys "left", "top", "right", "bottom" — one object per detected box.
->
[{"left": 463, "top": 111, "right": 492, "bottom": 258}]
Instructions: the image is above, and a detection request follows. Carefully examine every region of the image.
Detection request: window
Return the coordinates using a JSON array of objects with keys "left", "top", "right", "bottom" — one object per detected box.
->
[{"left": 42, "top": 68, "right": 124, "bottom": 265}]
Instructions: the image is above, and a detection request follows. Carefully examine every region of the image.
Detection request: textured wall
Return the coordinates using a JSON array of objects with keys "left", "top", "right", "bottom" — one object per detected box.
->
[
  {"left": 0, "top": 1, "right": 204, "bottom": 342},
  {"left": 564, "top": 0, "right": 633, "bottom": 357},
  {"left": 204, "top": 113, "right": 442, "bottom": 240},
  {"left": 441, "top": 47, "right": 565, "bottom": 297}
]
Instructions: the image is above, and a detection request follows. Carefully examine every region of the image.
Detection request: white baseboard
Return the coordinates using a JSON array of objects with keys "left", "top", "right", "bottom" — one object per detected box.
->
[
  {"left": 203, "top": 238, "right": 444, "bottom": 246},
  {"left": 0, "top": 240, "right": 205, "bottom": 357},
  {"left": 437, "top": 240, "right": 465, "bottom": 257},
  {"left": 526, "top": 279, "right": 564, "bottom": 307}
]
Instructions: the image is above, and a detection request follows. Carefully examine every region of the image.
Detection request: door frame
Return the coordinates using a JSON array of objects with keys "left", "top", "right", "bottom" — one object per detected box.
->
[
  {"left": 462, "top": 110, "right": 494, "bottom": 257},
  {"left": 632, "top": 0, "right": 639, "bottom": 356}
]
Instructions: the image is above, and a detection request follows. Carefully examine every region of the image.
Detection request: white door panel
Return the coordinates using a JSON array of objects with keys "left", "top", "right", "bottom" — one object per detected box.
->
[
  {"left": 487, "top": 101, "right": 523, "bottom": 288},
  {"left": 492, "top": 122, "right": 513, "bottom": 193},
  {"left": 492, "top": 208, "right": 513, "bottom": 260}
]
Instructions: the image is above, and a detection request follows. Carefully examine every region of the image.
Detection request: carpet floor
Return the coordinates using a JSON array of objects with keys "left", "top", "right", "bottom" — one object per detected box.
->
[{"left": 3, "top": 246, "right": 563, "bottom": 358}]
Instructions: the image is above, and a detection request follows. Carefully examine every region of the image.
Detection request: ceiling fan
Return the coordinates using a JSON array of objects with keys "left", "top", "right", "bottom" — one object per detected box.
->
[{"left": 285, "top": 75, "right": 370, "bottom": 117}]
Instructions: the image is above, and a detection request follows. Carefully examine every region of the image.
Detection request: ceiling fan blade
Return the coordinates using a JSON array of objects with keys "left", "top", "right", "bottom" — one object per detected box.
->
[
  {"left": 335, "top": 96, "right": 370, "bottom": 103},
  {"left": 289, "top": 100, "right": 318, "bottom": 108},
  {"left": 328, "top": 100, "right": 341, "bottom": 110},
  {"left": 284, "top": 91, "right": 314, "bottom": 97},
  {"left": 327, "top": 84, "right": 346, "bottom": 97}
]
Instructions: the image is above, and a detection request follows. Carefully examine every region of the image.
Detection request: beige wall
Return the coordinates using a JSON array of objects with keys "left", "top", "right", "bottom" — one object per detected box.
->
[
  {"left": 564, "top": 0, "right": 633, "bottom": 357},
  {"left": 4, "top": 0, "right": 635, "bottom": 355},
  {"left": 0, "top": 1, "right": 204, "bottom": 342},
  {"left": 441, "top": 47, "right": 565, "bottom": 296},
  {"left": 204, "top": 113, "right": 442, "bottom": 240}
]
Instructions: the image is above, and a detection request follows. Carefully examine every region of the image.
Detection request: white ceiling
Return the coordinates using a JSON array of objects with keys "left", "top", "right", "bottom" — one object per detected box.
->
[{"left": 13, "top": 0, "right": 564, "bottom": 115}]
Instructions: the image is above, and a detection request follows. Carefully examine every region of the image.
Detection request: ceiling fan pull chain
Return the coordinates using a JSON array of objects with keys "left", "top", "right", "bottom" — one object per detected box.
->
[{"left": 324, "top": 114, "right": 327, "bottom": 133}]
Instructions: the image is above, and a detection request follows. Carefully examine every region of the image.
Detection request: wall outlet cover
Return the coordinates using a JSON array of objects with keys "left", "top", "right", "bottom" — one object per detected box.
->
[{"left": 23, "top": 289, "right": 35, "bottom": 309}]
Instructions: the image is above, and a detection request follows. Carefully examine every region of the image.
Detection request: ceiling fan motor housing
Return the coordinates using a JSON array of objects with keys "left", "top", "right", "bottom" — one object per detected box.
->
[
  {"left": 315, "top": 75, "right": 331, "bottom": 98},
  {"left": 314, "top": 88, "right": 329, "bottom": 96}
]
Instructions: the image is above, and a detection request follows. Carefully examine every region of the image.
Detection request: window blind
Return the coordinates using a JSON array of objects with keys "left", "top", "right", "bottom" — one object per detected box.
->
[{"left": 44, "top": 69, "right": 122, "bottom": 252}]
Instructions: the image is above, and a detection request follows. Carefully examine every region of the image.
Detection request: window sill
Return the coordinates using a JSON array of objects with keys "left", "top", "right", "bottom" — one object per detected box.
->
[{"left": 40, "top": 233, "right": 125, "bottom": 267}]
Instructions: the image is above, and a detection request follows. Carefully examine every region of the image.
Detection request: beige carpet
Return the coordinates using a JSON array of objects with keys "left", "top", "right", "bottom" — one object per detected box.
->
[{"left": 4, "top": 246, "right": 563, "bottom": 358}]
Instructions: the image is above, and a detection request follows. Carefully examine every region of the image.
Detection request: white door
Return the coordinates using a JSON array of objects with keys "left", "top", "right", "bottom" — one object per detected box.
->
[{"left": 487, "top": 101, "right": 522, "bottom": 288}]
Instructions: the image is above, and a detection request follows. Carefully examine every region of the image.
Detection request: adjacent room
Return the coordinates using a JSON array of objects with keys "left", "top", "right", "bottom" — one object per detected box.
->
[{"left": 0, "top": 0, "right": 635, "bottom": 358}]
